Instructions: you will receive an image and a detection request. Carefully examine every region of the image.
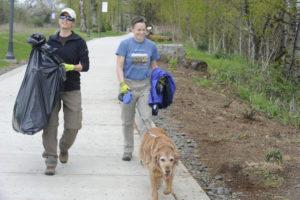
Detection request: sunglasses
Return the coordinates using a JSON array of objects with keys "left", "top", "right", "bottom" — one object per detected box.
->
[{"left": 60, "top": 15, "right": 74, "bottom": 21}]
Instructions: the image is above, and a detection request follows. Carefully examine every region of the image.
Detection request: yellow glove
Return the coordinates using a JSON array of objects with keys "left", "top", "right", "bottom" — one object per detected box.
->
[
  {"left": 120, "top": 82, "right": 130, "bottom": 94},
  {"left": 61, "top": 63, "right": 74, "bottom": 72}
]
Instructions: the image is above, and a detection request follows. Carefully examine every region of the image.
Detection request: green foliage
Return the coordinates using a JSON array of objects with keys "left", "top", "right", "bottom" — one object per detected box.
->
[
  {"left": 197, "top": 43, "right": 208, "bottom": 51},
  {"left": 265, "top": 148, "right": 283, "bottom": 164},
  {"left": 100, "top": 21, "right": 112, "bottom": 32},
  {"left": 167, "top": 55, "right": 177, "bottom": 71},
  {"left": 0, "top": 1, "right": 9, "bottom": 24},
  {"left": 236, "top": 134, "right": 251, "bottom": 140},
  {"left": 0, "top": 33, "right": 31, "bottom": 62},
  {"left": 32, "top": 17, "right": 44, "bottom": 27},
  {"left": 184, "top": 44, "right": 300, "bottom": 127},
  {"left": 193, "top": 78, "right": 213, "bottom": 87},
  {"left": 238, "top": 86, "right": 250, "bottom": 100},
  {"left": 104, "top": 21, "right": 112, "bottom": 31},
  {"left": 213, "top": 51, "right": 231, "bottom": 60},
  {"left": 128, "top": 0, "right": 162, "bottom": 25},
  {"left": 0, "top": 60, "right": 10, "bottom": 69},
  {"left": 263, "top": 170, "right": 284, "bottom": 187}
]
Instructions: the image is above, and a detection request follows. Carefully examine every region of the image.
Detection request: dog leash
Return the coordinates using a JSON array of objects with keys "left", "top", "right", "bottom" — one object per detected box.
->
[
  {"left": 136, "top": 108, "right": 159, "bottom": 158},
  {"left": 136, "top": 108, "right": 156, "bottom": 138}
]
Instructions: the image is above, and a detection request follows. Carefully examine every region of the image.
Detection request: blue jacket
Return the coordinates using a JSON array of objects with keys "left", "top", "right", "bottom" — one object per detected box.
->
[{"left": 149, "top": 68, "right": 176, "bottom": 109}]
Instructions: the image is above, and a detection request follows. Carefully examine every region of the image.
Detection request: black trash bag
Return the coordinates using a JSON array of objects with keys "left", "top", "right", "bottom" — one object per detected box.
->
[{"left": 12, "top": 33, "right": 66, "bottom": 135}]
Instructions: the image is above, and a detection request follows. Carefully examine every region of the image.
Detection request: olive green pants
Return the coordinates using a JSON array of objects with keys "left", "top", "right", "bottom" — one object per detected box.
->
[{"left": 42, "top": 90, "right": 82, "bottom": 168}]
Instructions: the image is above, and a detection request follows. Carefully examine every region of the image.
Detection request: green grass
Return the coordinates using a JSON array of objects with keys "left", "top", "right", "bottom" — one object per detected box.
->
[
  {"left": 193, "top": 78, "right": 214, "bottom": 87},
  {"left": 72, "top": 27, "right": 125, "bottom": 41},
  {"left": 155, "top": 41, "right": 173, "bottom": 45},
  {"left": 0, "top": 26, "right": 124, "bottom": 68},
  {"left": 184, "top": 44, "right": 300, "bottom": 127}
]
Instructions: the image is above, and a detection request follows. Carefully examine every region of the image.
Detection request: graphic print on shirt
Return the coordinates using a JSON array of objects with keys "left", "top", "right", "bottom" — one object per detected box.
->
[{"left": 131, "top": 53, "right": 148, "bottom": 66}]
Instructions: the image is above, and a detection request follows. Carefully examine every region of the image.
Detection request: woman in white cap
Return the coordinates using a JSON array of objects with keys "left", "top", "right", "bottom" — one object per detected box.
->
[{"left": 42, "top": 7, "right": 89, "bottom": 175}]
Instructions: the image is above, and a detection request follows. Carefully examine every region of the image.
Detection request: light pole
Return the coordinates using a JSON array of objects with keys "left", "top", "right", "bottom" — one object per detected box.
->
[
  {"left": 6, "top": 0, "right": 15, "bottom": 60},
  {"left": 87, "top": 0, "right": 91, "bottom": 38},
  {"left": 99, "top": 0, "right": 102, "bottom": 37},
  {"left": 69, "top": 0, "right": 71, "bottom": 8}
]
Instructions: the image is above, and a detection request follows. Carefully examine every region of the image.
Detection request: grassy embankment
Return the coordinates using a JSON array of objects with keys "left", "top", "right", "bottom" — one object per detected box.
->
[
  {"left": 182, "top": 45, "right": 300, "bottom": 127},
  {"left": 0, "top": 25, "right": 123, "bottom": 69}
]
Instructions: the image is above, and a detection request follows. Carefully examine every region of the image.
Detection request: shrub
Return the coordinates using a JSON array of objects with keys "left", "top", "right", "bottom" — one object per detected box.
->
[
  {"left": 167, "top": 55, "right": 177, "bottom": 71},
  {"left": 32, "top": 17, "right": 43, "bottom": 27},
  {"left": 265, "top": 148, "right": 283, "bottom": 164},
  {"left": 104, "top": 21, "right": 112, "bottom": 31},
  {"left": 238, "top": 86, "right": 250, "bottom": 100}
]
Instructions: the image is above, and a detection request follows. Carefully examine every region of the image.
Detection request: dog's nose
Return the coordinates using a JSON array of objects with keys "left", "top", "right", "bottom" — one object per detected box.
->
[{"left": 165, "top": 169, "right": 170, "bottom": 174}]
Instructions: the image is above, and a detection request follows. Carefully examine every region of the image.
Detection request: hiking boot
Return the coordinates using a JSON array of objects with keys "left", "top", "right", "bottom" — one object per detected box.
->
[
  {"left": 59, "top": 151, "right": 68, "bottom": 164},
  {"left": 44, "top": 167, "right": 55, "bottom": 176},
  {"left": 122, "top": 152, "right": 132, "bottom": 161}
]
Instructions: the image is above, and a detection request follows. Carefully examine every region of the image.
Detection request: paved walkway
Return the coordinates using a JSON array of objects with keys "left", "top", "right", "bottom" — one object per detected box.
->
[{"left": 0, "top": 33, "right": 210, "bottom": 200}]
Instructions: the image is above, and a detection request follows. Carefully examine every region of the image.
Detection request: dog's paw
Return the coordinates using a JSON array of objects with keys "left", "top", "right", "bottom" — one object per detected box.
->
[
  {"left": 163, "top": 188, "right": 172, "bottom": 195},
  {"left": 157, "top": 179, "right": 163, "bottom": 189}
]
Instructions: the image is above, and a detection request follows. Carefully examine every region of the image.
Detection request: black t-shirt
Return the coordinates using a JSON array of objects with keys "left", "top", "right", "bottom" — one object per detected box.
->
[{"left": 59, "top": 35, "right": 72, "bottom": 46}]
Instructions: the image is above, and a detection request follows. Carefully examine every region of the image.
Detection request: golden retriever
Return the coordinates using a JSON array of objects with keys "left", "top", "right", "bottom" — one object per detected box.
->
[{"left": 139, "top": 127, "right": 179, "bottom": 200}]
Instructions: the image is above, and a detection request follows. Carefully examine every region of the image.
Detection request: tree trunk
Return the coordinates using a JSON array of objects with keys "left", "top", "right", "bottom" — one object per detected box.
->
[
  {"left": 222, "top": 30, "right": 225, "bottom": 53},
  {"left": 284, "top": 0, "right": 297, "bottom": 71},
  {"left": 239, "top": 26, "right": 242, "bottom": 55},
  {"left": 91, "top": 0, "right": 98, "bottom": 32},
  {"left": 186, "top": 7, "right": 190, "bottom": 37},
  {"left": 275, "top": 8, "right": 287, "bottom": 63},
  {"left": 79, "top": 0, "right": 87, "bottom": 32},
  {"left": 291, "top": 19, "right": 300, "bottom": 78},
  {"left": 213, "top": 28, "right": 216, "bottom": 52}
]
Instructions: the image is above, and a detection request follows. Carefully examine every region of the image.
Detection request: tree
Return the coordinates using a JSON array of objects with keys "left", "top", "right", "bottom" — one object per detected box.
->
[
  {"left": 91, "top": 0, "right": 98, "bottom": 32},
  {"left": 79, "top": 0, "right": 87, "bottom": 32}
]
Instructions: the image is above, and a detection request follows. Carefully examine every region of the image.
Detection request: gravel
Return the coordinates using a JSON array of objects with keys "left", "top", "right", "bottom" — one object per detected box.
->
[{"left": 153, "top": 110, "right": 241, "bottom": 200}]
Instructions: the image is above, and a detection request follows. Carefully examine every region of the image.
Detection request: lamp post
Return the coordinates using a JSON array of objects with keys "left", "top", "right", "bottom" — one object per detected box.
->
[
  {"left": 87, "top": 0, "right": 91, "bottom": 38},
  {"left": 69, "top": 0, "right": 71, "bottom": 8},
  {"left": 99, "top": 0, "right": 102, "bottom": 37},
  {"left": 6, "top": 0, "right": 15, "bottom": 60}
]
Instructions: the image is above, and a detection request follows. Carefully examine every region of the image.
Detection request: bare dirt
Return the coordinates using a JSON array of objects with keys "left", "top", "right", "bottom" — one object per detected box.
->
[{"left": 157, "top": 61, "right": 300, "bottom": 200}]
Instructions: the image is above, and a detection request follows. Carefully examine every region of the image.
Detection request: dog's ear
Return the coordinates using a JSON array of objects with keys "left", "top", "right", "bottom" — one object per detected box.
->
[
  {"left": 159, "top": 128, "right": 167, "bottom": 135},
  {"left": 154, "top": 152, "right": 161, "bottom": 169},
  {"left": 174, "top": 149, "right": 180, "bottom": 166},
  {"left": 151, "top": 146, "right": 160, "bottom": 169}
]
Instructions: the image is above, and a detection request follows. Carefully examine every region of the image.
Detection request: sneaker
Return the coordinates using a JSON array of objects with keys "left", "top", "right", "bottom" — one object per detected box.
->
[
  {"left": 59, "top": 151, "right": 68, "bottom": 164},
  {"left": 44, "top": 167, "right": 55, "bottom": 176},
  {"left": 122, "top": 152, "right": 132, "bottom": 161}
]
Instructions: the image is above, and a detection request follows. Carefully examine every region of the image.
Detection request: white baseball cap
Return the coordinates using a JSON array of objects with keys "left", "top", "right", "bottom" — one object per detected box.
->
[{"left": 60, "top": 8, "right": 76, "bottom": 20}]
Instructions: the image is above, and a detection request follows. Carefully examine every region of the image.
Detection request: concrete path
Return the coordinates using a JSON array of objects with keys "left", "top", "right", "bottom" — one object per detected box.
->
[{"left": 0, "top": 33, "right": 210, "bottom": 200}]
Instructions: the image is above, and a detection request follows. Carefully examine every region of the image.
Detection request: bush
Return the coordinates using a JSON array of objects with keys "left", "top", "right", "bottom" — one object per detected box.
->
[
  {"left": 213, "top": 51, "right": 231, "bottom": 59},
  {"left": 184, "top": 44, "right": 300, "bottom": 126},
  {"left": 105, "top": 22, "right": 112, "bottom": 31},
  {"left": 238, "top": 86, "right": 250, "bottom": 100},
  {"left": 265, "top": 148, "right": 283, "bottom": 164},
  {"left": 197, "top": 43, "right": 208, "bottom": 51},
  {"left": 32, "top": 17, "right": 43, "bottom": 27},
  {"left": 100, "top": 23, "right": 106, "bottom": 32}
]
